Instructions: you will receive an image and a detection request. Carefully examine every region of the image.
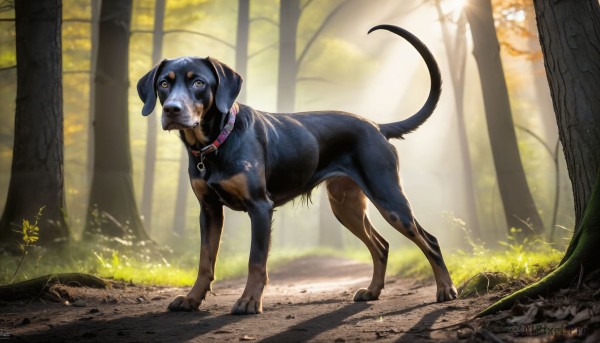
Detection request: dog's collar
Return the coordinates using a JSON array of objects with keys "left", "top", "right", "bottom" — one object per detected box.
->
[{"left": 189, "top": 103, "right": 238, "bottom": 159}]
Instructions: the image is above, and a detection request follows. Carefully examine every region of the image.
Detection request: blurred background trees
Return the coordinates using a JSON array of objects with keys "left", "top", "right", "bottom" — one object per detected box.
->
[{"left": 0, "top": 0, "right": 576, "bottom": 255}]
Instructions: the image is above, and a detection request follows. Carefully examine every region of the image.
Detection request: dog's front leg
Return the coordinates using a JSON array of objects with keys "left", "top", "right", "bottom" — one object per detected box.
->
[
  {"left": 231, "top": 199, "right": 273, "bottom": 315},
  {"left": 168, "top": 201, "right": 224, "bottom": 311}
]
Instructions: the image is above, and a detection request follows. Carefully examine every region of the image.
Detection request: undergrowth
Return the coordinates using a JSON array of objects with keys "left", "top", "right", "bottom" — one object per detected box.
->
[
  {"left": 0, "top": 209, "right": 563, "bottom": 290},
  {"left": 343, "top": 228, "right": 563, "bottom": 291}
]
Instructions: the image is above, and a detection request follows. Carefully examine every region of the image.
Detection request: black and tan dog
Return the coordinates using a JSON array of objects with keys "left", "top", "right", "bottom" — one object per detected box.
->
[{"left": 137, "top": 25, "right": 457, "bottom": 315}]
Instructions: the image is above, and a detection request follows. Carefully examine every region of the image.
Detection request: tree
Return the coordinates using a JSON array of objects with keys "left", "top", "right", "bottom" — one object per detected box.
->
[
  {"left": 140, "top": 0, "right": 166, "bottom": 234},
  {"left": 277, "top": 0, "right": 300, "bottom": 113},
  {"left": 478, "top": 0, "right": 600, "bottom": 316},
  {"left": 84, "top": 0, "right": 149, "bottom": 241},
  {"left": 236, "top": 0, "right": 250, "bottom": 103},
  {"left": 434, "top": 1, "right": 480, "bottom": 238},
  {"left": 464, "top": 0, "right": 545, "bottom": 238},
  {"left": 0, "top": 0, "right": 69, "bottom": 248}
]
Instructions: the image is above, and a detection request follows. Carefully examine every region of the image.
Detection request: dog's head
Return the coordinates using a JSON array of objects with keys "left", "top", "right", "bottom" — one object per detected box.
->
[{"left": 137, "top": 57, "right": 242, "bottom": 131}]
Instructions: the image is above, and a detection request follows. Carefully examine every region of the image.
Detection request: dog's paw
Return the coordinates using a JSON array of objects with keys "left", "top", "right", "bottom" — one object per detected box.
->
[
  {"left": 436, "top": 284, "right": 458, "bottom": 302},
  {"left": 167, "top": 295, "right": 201, "bottom": 311},
  {"left": 231, "top": 297, "right": 262, "bottom": 315},
  {"left": 353, "top": 288, "right": 380, "bottom": 302}
]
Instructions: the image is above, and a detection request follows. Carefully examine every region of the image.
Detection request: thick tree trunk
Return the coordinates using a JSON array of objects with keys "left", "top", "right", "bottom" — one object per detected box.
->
[
  {"left": 140, "top": 0, "right": 166, "bottom": 234},
  {"left": 534, "top": 0, "right": 600, "bottom": 231},
  {"left": 477, "top": 0, "right": 600, "bottom": 317},
  {"left": 236, "top": 0, "right": 249, "bottom": 103},
  {"left": 85, "top": 0, "right": 149, "bottom": 241},
  {"left": 464, "top": 0, "right": 545, "bottom": 238},
  {"left": 277, "top": 0, "right": 300, "bottom": 113},
  {"left": 0, "top": 0, "right": 69, "bottom": 248}
]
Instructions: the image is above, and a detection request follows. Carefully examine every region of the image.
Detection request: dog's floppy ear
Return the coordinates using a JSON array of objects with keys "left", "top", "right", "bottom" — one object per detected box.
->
[
  {"left": 137, "top": 59, "right": 167, "bottom": 116},
  {"left": 206, "top": 57, "right": 243, "bottom": 114}
]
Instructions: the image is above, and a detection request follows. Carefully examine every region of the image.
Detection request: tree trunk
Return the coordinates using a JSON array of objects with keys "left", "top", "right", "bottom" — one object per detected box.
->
[
  {"left": 464, "top": 0, "right": 545, "bottom": 238},
  {"left": 434, "top": 3, "right": 480, "bottom": 238},
  {"left": 476, "top": 0, "right": 600, "bottom": 317},
  {"left": 236, "top": 0, "right": 249, "bottom": 103},
  {"left": 140, "top": 0, "right": 166, "bottom": 234},
  {"left": 0, "top": 0, "right": 69, "bottom": 248},
  {"left": 85, "top": 0, "right": 149, "bottom": 241},
  {"left": 277, "top": 0, "right": 300, "bottom": 113},
  {"left": 534, "top": 0, "right": 600, "bottom": 231},
  {"left": 87, "top": 0, "right": 100, "bottom": 193}
]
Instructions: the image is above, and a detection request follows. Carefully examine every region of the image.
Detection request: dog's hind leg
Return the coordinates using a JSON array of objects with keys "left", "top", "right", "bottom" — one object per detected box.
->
[
  {"left": 371, "top": 188, "right": 458, "bottom": 302},
  {"left": 326, "top": 177, "right": 389, "bottom": 301}
]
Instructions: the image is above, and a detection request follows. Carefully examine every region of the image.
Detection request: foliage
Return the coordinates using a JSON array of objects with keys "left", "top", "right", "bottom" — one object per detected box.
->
[
  {"left": 9, "top": 207, "right": 44, "bottom": 284},
  {"left": 345, "top": 231, "right": 562, "bottom": 295}
]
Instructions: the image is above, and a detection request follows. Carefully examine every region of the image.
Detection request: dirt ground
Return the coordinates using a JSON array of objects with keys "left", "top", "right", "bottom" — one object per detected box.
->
[{"left": 0, "top": 255, "right": 583, "bottom": 342}]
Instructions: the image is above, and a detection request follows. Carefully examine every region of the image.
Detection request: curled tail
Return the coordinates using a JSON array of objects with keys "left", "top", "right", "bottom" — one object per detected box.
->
[{"left": 368, "top": 24, "right": 442, "bottom": 139}]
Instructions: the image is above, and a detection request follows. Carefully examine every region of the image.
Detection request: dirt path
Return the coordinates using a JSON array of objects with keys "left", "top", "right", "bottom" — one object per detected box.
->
[{"left": 0, "top": 256, "right": 492, "bottom": 342}]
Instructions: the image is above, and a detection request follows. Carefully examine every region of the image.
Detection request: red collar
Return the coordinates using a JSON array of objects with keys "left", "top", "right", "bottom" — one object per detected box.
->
[{"left": 190, "top": 103, "right": 238, "bottom": 158}]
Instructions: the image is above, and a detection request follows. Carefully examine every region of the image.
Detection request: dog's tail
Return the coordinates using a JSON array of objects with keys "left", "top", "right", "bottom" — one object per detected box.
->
[{"left": 368, "top": 25, "right": 442, "bottom": 140}]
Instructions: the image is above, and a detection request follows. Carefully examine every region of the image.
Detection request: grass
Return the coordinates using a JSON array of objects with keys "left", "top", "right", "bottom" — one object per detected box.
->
[
  {"left": 1, "top": 232, "right": 563, "bottom": 291},
  {"left": 342, "top": 236, "right": 563, "bottom": 292},
  {"left": 0, "top": 243, "right": 345, "bottom": 287}
]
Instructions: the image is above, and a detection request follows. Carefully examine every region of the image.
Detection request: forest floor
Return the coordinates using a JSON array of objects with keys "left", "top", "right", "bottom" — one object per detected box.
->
[{"left": 0, "top": 255, "right": 596, "bottom": 342}]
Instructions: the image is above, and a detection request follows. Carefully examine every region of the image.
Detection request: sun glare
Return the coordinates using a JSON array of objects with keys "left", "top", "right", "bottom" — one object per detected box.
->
[
  {"left": 445, "top": 0, "right": 467, "bottom": 21},
  {"left": 448, "top": 0, "right": 467, "bottom": 13}
]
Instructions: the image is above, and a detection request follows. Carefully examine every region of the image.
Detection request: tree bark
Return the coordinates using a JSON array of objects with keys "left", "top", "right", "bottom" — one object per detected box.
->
[
  {"left": 464, "top": 0, "right": 545, "bottom": 238},
  {"left": 236, "top": 0, "right": 249, "bottom": 103},
  {"left": 84, "top": 0, "right": 149, "bottom": 241},
  {"left": 476, "top": 0, "right": 600, "bottom": 317},
  {"left": 0, "top": 0, "right": 69, "bottom": 248},
  {"left": 277, "top": 0, "right": 300, "bottom": 113},
  {"left": 534, "top": 0, "right": 600, "bottom": 231},
  {"left": 140, "top": 0, "right": 166, "bottom": 234}
]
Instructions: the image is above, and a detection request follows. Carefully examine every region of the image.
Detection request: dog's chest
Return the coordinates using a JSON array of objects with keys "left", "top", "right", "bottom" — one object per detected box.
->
[{"left": 191, "top": 174, "right": 249, "bottom": 211}]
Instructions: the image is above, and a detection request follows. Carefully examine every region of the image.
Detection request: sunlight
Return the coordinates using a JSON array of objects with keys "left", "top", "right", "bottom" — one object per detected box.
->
[{"left": 448, "top": 0, "right": 466, "bottom": 14}]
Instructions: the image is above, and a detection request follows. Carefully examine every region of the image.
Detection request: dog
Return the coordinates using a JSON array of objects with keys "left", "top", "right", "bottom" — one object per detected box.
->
[{"left": 137, "top": 24, "right": 457, "bottom": 315}]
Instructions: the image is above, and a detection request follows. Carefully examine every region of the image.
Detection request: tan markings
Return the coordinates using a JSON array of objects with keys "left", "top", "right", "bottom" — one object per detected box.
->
[
  {"left": 186, "top": 71, "right": 194, "bottom": 79},
  {"left": 191, "top": 179, "right": 208, "bottom": 200},
  {"left": 219, "top": 173, "right": 250, "bottom": 200},
  {"left": 193, "top": 127, "right": 209, "bottom": 145},
  {"left": 241, "top": 263, "right": 268, "bottom": 298},
  {"left": 183, "top": 130, "right": 197, "bottom": 145},
  {"left": 167, "top": 71, "right": 175, "bottom": 80}
]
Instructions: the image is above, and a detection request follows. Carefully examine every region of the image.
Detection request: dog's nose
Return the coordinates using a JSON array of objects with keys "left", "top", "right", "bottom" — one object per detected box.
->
[{"left": 163, "top": 101, "right": 182, "bottom": 117}]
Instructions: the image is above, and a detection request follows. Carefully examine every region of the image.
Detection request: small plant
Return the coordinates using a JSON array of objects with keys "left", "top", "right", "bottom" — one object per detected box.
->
[{"left": 11, "top": 207, "right": 44, "bottom": 283}]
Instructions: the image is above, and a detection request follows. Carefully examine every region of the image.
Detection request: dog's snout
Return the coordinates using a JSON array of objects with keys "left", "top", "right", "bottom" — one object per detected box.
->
[{"left": 163, "top": 101, "right": 183, "bottom": 117}]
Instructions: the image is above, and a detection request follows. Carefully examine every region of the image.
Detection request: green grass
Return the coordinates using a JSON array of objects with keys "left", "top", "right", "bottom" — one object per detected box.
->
[
  {"left": 1, "top": 237, "right": 563, "bottom": 290},
  {"left": 342, "top": 239, "right": 563, "bottom": 291},
  {"left": 0, "top": 245, "right": 345, "bottom": 287}
]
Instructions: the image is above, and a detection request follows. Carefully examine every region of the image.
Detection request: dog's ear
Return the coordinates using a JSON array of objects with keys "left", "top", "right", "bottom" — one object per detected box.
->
[
  {"left": 137, "top": 59, "right": 167, "bottom": 116},
  {"left": 206, "top": 57, "right": 243, "bottom": 114}
]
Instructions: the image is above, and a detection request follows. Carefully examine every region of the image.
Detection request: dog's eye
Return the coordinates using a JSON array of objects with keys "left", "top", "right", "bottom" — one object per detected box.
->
[
  {"left": 160, "top": 81, "right": 169, "bottom": 89},
  {"left": 193, "top": 80, "right": 205, "bottom": 88}
]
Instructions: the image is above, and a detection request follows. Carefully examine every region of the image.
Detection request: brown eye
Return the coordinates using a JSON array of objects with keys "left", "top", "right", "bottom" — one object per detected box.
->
[
  {"left": 193, "top": 80, "right": 205, "bottom": 88},
  {"left": 160, "top": 81, "right": 168, "bottom": 88}
]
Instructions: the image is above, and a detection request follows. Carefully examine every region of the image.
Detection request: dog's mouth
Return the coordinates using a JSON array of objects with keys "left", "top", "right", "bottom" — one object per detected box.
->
[{"left": 162, "top": 119, "right": 200, "bottom": 131}]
